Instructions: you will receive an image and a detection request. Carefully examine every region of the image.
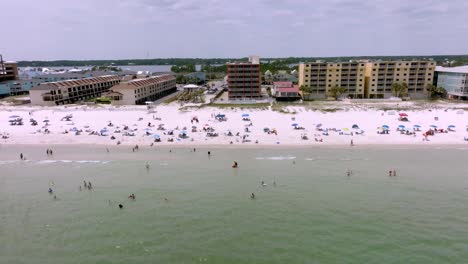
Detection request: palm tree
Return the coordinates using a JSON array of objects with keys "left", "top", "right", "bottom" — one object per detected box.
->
[
  {"left": 391, "top": 82, "right": 408, "bottom": 98},
  {"left": 426, "top": 84, "right": 447, "bottom": 100},
  {"left": 299, "top": 85, "right": 313, "bottom": 101},
  {"left": 328, "top": 86, "right": 347, "bottom": 100}
]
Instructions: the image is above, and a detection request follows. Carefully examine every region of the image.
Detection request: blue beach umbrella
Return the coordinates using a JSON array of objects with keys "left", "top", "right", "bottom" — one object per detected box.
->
[
  {"left": 448, "top": 125, "right": 456, "bottom": 128},
  {"left": 316, "top": 123, "right": 323, "bottom": 128},
  {"left": 430, "top": 125, "right": 437, "bottom": 128},
  {"left": 398, "top": 125, "right": 405, "bottom": 129},
  {"left": 352, "top": 124, "right": 359, "bottom": 129},
  {"left": 242, "top": 114, "right": 249, "bottom": 117},
  {"left": 153, "top": 134, "right": 160, "bottom": 139},
  {"left": 291, "top": 123, "right": 299, "bottom": 127},
  {"left": 9, "top": 115, "right": 20, "bottom": 119},
  {"left": 413, "top": 125, "right": 421, "bottom": 128}
]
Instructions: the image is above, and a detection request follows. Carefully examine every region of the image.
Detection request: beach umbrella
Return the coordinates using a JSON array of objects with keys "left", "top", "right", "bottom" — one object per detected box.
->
[
  {"left": 291, "top": 123, "right": 299, "bottom": 127},
  {"left": 153, "top": 134, "right": 160, "bottom": 139},
  {"left": 352, "top": 124, "right": 359, "bottom": 129},
  {"left": 242, "top": 113, "right": 249, "bottom": 117},
  {"left": 342, "top": 128, "right": 349, "bottom": 131},
  {"left": 448, "top": 125, "right": 456, "bottom": 128},
  {"left": 9, "top": 115, "right": 20, "bottom": 119},
  {"left": 430, "top": 125, "right": 437, "bottom": 128},
  {"left": 180, "top": 130, "right": 187, "bottom": 134},
  {"left": 316, "top": 123, "right": 322, "bottom": 128},
  {"left": 144, "top": 127, "right": 152, "bottom": 131},
  {"left": 398, "top": 125, "right": 405, "bottom": 129},
  {"left": 192, "top": 126, "right": 197, "bottom": 128},
  {"left": 413, "top": 125, "right": 421, "bottom": 128},
  {"left": 399, "top": 113, "right": 408, "bottom": 117},
  {"left": 43, "top": 119, "right": 50, "bottom": 123},
  {"left": 382, "top": 125, "right": 390, "bottom": 129}
]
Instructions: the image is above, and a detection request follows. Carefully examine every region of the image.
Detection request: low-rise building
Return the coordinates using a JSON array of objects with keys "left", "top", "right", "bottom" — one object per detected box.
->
[
  {"left": 29, "top": 75, "right": 121, "bottom": 106},
  {"left": 272, "top": 82, "right": 301, "bottom": 101},
  {"left": 435, "top": 66, "right": 468, "bottom": 100},
  {"left": 104, "top": 75, "right": 176, "bottom": 105}
]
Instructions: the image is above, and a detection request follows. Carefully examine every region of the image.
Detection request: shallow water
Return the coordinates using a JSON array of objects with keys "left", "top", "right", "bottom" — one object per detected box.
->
[{"left": 1, "top": 146, "right": 468, "bottom": 263}]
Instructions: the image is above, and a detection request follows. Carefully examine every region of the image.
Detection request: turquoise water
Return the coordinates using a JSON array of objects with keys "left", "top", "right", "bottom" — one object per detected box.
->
[{"left": 1, "top": 146, "right": 468, "bottom": 263}]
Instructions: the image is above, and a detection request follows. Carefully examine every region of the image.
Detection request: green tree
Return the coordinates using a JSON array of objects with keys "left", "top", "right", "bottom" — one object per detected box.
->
[
  {"left": 328, "top": 86, "right": 347, "bottom": 100},
  {"left": 427, "top": 84, "right": 447, "bottom": 100},
  {"left": 299, "top": 85, "right": 313, "bottom": 100},
  {"left": 391, "top": 82, "right": 408, "bottom": 98}
]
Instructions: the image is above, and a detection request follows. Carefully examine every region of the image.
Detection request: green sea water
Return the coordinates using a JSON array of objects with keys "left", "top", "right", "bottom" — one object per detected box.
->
[{"left": 1, "top": 145, "right": 468, "bottom": 263}]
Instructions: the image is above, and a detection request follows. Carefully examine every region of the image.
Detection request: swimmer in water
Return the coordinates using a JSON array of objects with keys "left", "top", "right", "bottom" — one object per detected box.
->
[
  {"left": 119, "top": 204, "right": 123, "bottom": 209},
  {"left": 261, "top": 181, "right": 266, "bottom": 186},
  {"left": 393, "top": 170, "right": 397, "bottom": 177},
  {"left": 251, "top": 193, "right": 255, "bottom": 199},
  {"left": 53, "top": 195, "right": 57, "bottom": 200},
  {"left": 232, "top": 161, "right": 238, "bottom": 168},
  {"left": 48, "top": 188, "right": 53, "bottom": 194},
  {"left": 79, "top": 186, "right": 82, "bottom": 191},
  {"left": 388, "top": 170, "right": 392, "bottom": 177},
  {"left": 273, "top": 181, "right": 277, "bottom": 187},
  {"left": 146, "top": 162, "right": 150, "bottom": 170},
  {"left": 164, "top": 198, "right": 169, "bottom": 202}
]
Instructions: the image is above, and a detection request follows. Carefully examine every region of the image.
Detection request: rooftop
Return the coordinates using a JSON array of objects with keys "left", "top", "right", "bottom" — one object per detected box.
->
[
  {"left": 273, "top": 81, "right": 293, "bottom": 88},
  {"left": 278, "top": 85, "right": 299, "bottom": 93},
  {"left": 436, "top": 66, "right": 468, "bottom": 74},
  {"left": 30, "top": 75, "right": 120, "bottom": 91},
  {"left": 113, "top": 75, "right": 175, "bottom": 90}
]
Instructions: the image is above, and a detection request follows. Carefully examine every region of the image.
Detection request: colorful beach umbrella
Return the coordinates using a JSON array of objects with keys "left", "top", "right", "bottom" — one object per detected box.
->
[
  {"left": 342, "top": 128, "right": 349, "bottom": 131},
  {"left": 399, "top": 113, "right": 408, "bottom": 117}
]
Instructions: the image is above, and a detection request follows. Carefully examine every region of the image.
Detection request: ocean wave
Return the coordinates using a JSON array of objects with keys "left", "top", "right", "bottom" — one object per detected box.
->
[
  {"left": 255, "top": 156, "right": 296, "bottom": 160},
  {"left": 36, "top": 160, "right": 110, "bottom": 165}
]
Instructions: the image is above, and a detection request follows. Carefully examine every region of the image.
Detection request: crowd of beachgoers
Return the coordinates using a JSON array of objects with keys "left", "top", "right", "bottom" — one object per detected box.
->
[{"left": 1, "top": 102, "right": 467, "bottom": 146}]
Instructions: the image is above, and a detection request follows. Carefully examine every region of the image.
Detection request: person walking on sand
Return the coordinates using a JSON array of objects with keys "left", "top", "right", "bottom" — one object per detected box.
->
[
  {"left": 20, "top": 153, "right": 23, "bottom": 160},
  {"left": 350, "top": 139, "right": 354, "bottom": 146},
  {"left": 251, "top": 193, "right": 256, "bottom": 199}
]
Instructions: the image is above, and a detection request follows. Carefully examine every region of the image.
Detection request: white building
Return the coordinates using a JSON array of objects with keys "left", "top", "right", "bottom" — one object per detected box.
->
[{"left": 104, "top": 75, "right": 176, "bottom": 105}]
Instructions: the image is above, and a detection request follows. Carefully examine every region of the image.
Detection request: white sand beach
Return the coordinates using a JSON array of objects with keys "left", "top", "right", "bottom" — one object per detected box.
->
[{"left": 1, "top": 101, "right": 467, "bottom": 147}]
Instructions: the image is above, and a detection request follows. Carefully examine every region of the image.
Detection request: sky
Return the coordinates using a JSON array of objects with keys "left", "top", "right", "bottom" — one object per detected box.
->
[{"left": 2, "top": 0, "right": 468, "bottom": 60}]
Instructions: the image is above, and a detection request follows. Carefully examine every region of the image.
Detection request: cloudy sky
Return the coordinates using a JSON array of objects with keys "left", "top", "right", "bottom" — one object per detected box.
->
[{"left": 2, "top": 0, "right": 468, "bottom": 60}]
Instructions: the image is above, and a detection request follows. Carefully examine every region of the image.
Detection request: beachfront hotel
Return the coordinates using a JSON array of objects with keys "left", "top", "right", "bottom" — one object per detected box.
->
[
  {"left": 435, "top": 66, "right": 468, "bottom": 100},
  {"left": 365, "top": 61, "right": 435, "bottom": 99},
  {"left": 298, "top": 60, "right": 435, "bottom": 99},
  {"left": 227, "top": 56, "right": 262, "bottom": 100},
  {"left": 0, "top": 59, "right": 19, "bottom": 82},
  {"left": 29, "top": 75, "right": 121, "bottom": 105},
  {"left": 298, "top": 62, "right": 367, "bottom": 99},
  {"left": 103, "top": 74, "right": 176, "bottom": 105}
]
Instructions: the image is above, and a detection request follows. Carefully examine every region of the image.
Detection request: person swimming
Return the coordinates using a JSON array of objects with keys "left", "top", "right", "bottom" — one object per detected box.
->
[
  {"left": 119, "top": 204, "right": 123, "bottom": 209},
  {"left": 128, "top": 193, "right": 136, "bottom": 200},
  {"left": 261, "top": 181, "right": 266, "bottom": 187},
  {"left": 273, "top": 181, "right": 277, "bottom": 187},
  {"left": 232, "top": 161, "right": 238, "bottom": 168},
  {"left": 48, "top": 188, "right": 53, "bottom": 194},
  {"left": 146, "top": 162, "right": 150, "bottom": 170},
  {"left": 251, "top": 193, "right": 255, "bottom": 199}
]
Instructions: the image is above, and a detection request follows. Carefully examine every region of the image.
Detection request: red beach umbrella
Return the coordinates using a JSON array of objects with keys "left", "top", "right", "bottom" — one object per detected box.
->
[{"left": 399, "top": 113, "right": 408, "bottom": 117}]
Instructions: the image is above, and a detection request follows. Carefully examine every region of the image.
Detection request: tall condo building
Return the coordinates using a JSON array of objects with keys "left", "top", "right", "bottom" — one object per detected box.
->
[
  {"left": 227, "top": 56, "right": 261, "bottom": 100},
  {"left": 435, "top": 66, "right": 468, "bottom": 100},
  {"left": 365, "top": 61, "right": 435, "bottom": 99},
  {"left": 0, "top": 58, "right": 19, "bottom": 82},
  {"left": 298, "top": 60, "right": 435, "bottom": 99},
  {"left": 298, "top": 61, "right": 367, "bottom": 99}
]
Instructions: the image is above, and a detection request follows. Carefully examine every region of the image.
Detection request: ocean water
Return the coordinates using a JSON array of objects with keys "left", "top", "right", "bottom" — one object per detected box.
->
[{"left": 1, "top": 146, "right": 468, "bottom": 263}]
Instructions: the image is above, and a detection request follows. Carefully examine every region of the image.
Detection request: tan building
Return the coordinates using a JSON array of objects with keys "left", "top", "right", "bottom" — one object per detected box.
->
[
  {"left": 227, "top": 56, "right": 261, "bottom": 100},
  {"left": 298, "top": 61, "right": 366, "bottom": 99},
  {"left": 299, "top": 60, "right": 435, "bottom": 99},
  {"left": 104, "top": 75, "right": 176, "bottom": 105},
  {"left": 29, "top": 75, "right": 121, "bottom": 106},
  {"left": 365, "top": 61, "right": 435, "bottom": 98},
  {"left": 0, "top": 60, "right": 19, "bottom": 82}
]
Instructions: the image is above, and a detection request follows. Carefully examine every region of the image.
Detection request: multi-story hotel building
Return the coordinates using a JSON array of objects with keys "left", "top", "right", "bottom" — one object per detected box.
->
[
  {"left": 435, "top": 66, "right": 468, "bottom": 100},
  {"left": 29, "top": 75, "right": 121, "bottom": 105},
  {"left": 366, "top": 61, "right": 435, "bottom": 98},
  {"left": 299, "top": 60, "right": 435, "bottom": 99},
  {"left": 227, "top": 56, "right": 261, "bottom": 100},
  {"left": 298, "top": 62, "right": 367, "bottom": 99},
  {"left": 104, "top": 75, "right": 176, "bottom": 105},
  {"left": 0, "top": 60, "right": 19, "bottom": 82}
]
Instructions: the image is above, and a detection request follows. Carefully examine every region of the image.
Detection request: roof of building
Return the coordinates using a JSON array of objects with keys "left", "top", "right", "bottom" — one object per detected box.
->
[
  {"left": 273, "top": 81, "right": 293, "bottom": 88},
  {"left": 436, "top": 66, "right": 468, "bottom": 74},
  {"left": 278, "top": 85, "right": 299, "bottom": 93},
  {"left": 183, "top": 84, "right": 199, "bottom": 89},
  {"left": 112, "top": 75, "right": 175, "bottom": 90},
  {"left": 30, "top": 75, "right": 120, "bottom": 91}
]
